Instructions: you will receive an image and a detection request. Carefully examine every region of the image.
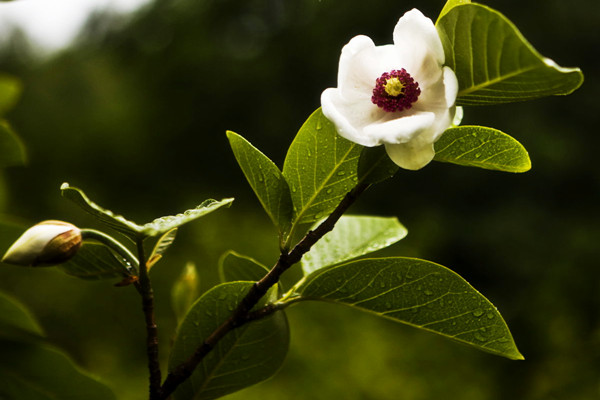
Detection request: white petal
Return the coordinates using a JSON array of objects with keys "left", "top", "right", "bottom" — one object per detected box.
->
[
  {"left": 384, "top": 139, "right": 436, "bottom": 170},
  {"left": 393, "top": 9, "right": 445, "bottom": 72},
  {"left": 363, "top": 112, "right": 435, "bottom": 144},
  {"left": 321, "top": 88, "right": 382, "bottom": 147},
  {"left": 337, "top": 35, "right": 381, "bottom": 100},
  {"left": 443, "top": 66, "right": 459, "bottom": 107},
  {"left": 2, "top": 223, "right": 73, "bottom": 265}
]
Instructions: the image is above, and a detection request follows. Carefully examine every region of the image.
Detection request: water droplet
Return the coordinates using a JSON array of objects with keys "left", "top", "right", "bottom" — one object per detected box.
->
[
  {"left": 316, "top": 121, "right": 322, "bottom": 130},
  {"left": 472, "top": 309, "right": 484, "bottom": 318},
  {"left": 474, "top": 332, "right": 486, "bottom": 341},
  {"left": 380, "top": 281, "right": 386, "bottom": 288},
  {"left": 424, "top": 290, "right": 434, "bottom": 296},
  {"left": 337, "top": 171, "right": 346, "bottom": 176},
  {"left": 475, "top": 153, "right": 481, "bottom": 158},
  {"left": 258, "top": 175, "right": 264, "bottom": 182},
  {"left": 486, "top": 313, "right": 495, "bottom": 319},
  {"left": 326, "top": 189, "right": 333, "bottom": 194}
]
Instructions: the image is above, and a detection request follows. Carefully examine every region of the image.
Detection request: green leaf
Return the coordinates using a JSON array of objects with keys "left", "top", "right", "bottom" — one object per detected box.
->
[
  {"left": 219, "top": 251, "right": 269, "bottom": 283},
  {"left": 169, "top": 282, "right": 289, "bottom": 400},
  {"left": 171, "top": 262, "right": 200, "bottom": 323},
  {"left": 148, "top": 228, "right": 177, "bottom": 269},
  {"left": 282, "top": 108, "right": 362, "bottom": 226},
  {"left": 0, "top": 291, "right": 44, "bottom": 341},
  {"left": 0, "top": 74, "right": 21, "bottom": 116},
  {"left": 61, "top": 183, "right": 234, "bottom": 239},
  {"left": 301, "top": 216, "right": 407, "bottom": 275},
  {"left": 59, "top": 242, "right": 129, "bottom": 280},
  {"left": 434, "top": 126, "right": 531, "bottom": 172},
  {"left": 0, "top": 121, "right": 26, "bottom": 167},
  {"left": 0, "top": 341, "right": 117, "bottom": 400},
  {"left": 357, "top": 146, "right": 398, "bottom": 184},
  {"left": 296, "top": 257, "right": 523, "bottom": 360},
  {"left": 436, "top": 4, "right": 583, "bottom": 105},
  {"left": 437, "top": 0, "right": 471, "bottom": 22},
  {"left": 227, "top": 131, "right": 293, "bottom": 235}
]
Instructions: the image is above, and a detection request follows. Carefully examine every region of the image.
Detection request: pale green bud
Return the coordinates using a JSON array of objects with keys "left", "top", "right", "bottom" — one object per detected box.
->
[{"left": 2, "top": 220, "right": 82, "bottom": 266}]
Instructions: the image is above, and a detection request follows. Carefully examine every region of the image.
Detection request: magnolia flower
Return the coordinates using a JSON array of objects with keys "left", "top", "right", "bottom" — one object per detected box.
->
[
  {"left": 321, "top": 9, "right": 459, "bottom": 170},
  {"left": 2, "top": 220, "right": 82, "bottom": 266}
]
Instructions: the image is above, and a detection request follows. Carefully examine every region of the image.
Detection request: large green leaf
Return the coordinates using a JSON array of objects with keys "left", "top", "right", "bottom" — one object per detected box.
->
[
  {"left": 169, "top": 282, "right": 289, "bottom": 400},
  {"left": 282, "top": 108, "right": 362, "bottom": 226},
  {"left": 0, "top": 74, "right": 21, "bottom": 116},
  {"left": 0, "top": 121, "right": 26, "bottom": 167},
  {"left": 59, "top": 242, "right": 130, "bottom": 280},
  {"left": 0, "top": 291, "right": 43, "bottom": 341},
  {"left": 227, "top": 131, "right": 293, "bottom": 235},
  {"left": 61, "top": 183, "right": 233, "bottom": 239},
  {"left": 219, "top": 251, "right": 269, "bottom": 283},
  {"left": 437, "top": 0, "right": 471, "bottom": 21},
  {"left": 301, "top": 216, "right": 407, "bottom": 275},
  {"left": 296, "top": 257, "right": 523, "bottom": 360},
  {"left": 436, "top": 3, "right": 583, "bottom": 105},
  {"left": 0, "top": 341, "right": 116, "bottom": 400},
  {"left": 434, "top": 126, "right": 531, "bottom": 172}
]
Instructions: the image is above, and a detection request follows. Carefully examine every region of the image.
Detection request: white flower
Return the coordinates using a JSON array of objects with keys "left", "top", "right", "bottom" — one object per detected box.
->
[
  {"left": 321, "top": 9, "right": 459, "bottom": 170},
  {"left": 2, "top": 220, "right": 82, "bottom": 266}
]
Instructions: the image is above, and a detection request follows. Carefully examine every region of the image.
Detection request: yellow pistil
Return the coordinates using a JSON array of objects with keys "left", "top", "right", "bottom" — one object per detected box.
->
[{"left": 384, "top": 77, "right": 406, "bottom": 97}]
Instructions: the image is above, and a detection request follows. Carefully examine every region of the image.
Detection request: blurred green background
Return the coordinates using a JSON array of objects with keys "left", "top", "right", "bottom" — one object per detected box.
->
[{"left": 0, "top": 0, "right": 598, "bottom": 399}]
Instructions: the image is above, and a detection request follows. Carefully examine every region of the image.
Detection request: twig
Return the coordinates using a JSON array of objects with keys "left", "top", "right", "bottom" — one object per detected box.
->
[
  {"left": 159, "top": 182, "right": 370, "bottom": 399},
  {"left": 136, "top": 238, "right": 162, "bottom": 400}
]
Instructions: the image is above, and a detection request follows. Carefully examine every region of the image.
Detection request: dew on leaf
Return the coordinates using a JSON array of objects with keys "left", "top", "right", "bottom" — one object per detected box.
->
[{"left": 472, "top": 309, "right": 484, "bottom": 318}]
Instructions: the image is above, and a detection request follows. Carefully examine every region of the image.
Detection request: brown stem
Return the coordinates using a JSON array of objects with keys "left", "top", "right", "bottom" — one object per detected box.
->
[
  {"left": 137, "top": 239, "right": 162, "bottom": 400},
  {"left": 159, "top": 182, "right": 369, "bottom": 399}
]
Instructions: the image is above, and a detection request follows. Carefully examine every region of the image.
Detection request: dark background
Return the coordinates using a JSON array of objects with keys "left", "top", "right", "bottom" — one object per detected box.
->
[{"left": 0, "top": 0, "right": 597, "bottom": 399}]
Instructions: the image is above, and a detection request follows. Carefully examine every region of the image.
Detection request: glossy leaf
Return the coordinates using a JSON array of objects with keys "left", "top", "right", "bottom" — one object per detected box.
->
[
  {"left": 357, "top": 146, "right": 398, "bottom": 184},
  {"left": 59, "top": 242, "right": 129, "bottom": 280},
  {"left": 0, "top": 291, "right": 43, "bottom": 341},
  {"left": 302, "top": 216, "right": 407, "bottom": 275},
  {"left": 283, "top": 108, "right": 362, "bottom": 225},
  {"left": 169, "top": 282, "right": 289, "bottom": 400},
  {"left": 0, "top": 341, "right": 117, "bottom": 400},
  {"left": 0, "top": 121, "right": 26, "bottom": 167},
  {"left": 219, "top": 251, "right": 269, "bottom": 283},
  {"left": 171, "top": 262, "right": 200, "bottom": 323},
  {"left": 436, "top": 4, "right": 583, "bottom": 105},
  {"left": 61, "top": 183, "right": 234, "bottom": 239},
  {"left": 297, "top": 257, "right": 523, "bottom": 360},
  {"left": 227, "top": 131, "right": 293, "bottom": 234},
  {"left": 0, "top": 74, "right": 21, "bottom": 115},
  {"left": 437, "top": 0, "right": 471, "bottom": 21},
  {"left": 434, "top": 126, "right": 531, "bottom": 172}
]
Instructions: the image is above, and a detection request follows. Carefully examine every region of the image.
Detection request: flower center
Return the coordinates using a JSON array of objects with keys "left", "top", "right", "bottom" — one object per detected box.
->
[{"left": 371, "top": 69, "right": 420, "bottom": 112}]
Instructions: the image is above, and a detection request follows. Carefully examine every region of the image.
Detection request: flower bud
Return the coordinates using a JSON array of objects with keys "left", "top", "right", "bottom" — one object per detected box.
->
[{"left": 2, "top": 220, "right": 82, "bottom": 266}]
